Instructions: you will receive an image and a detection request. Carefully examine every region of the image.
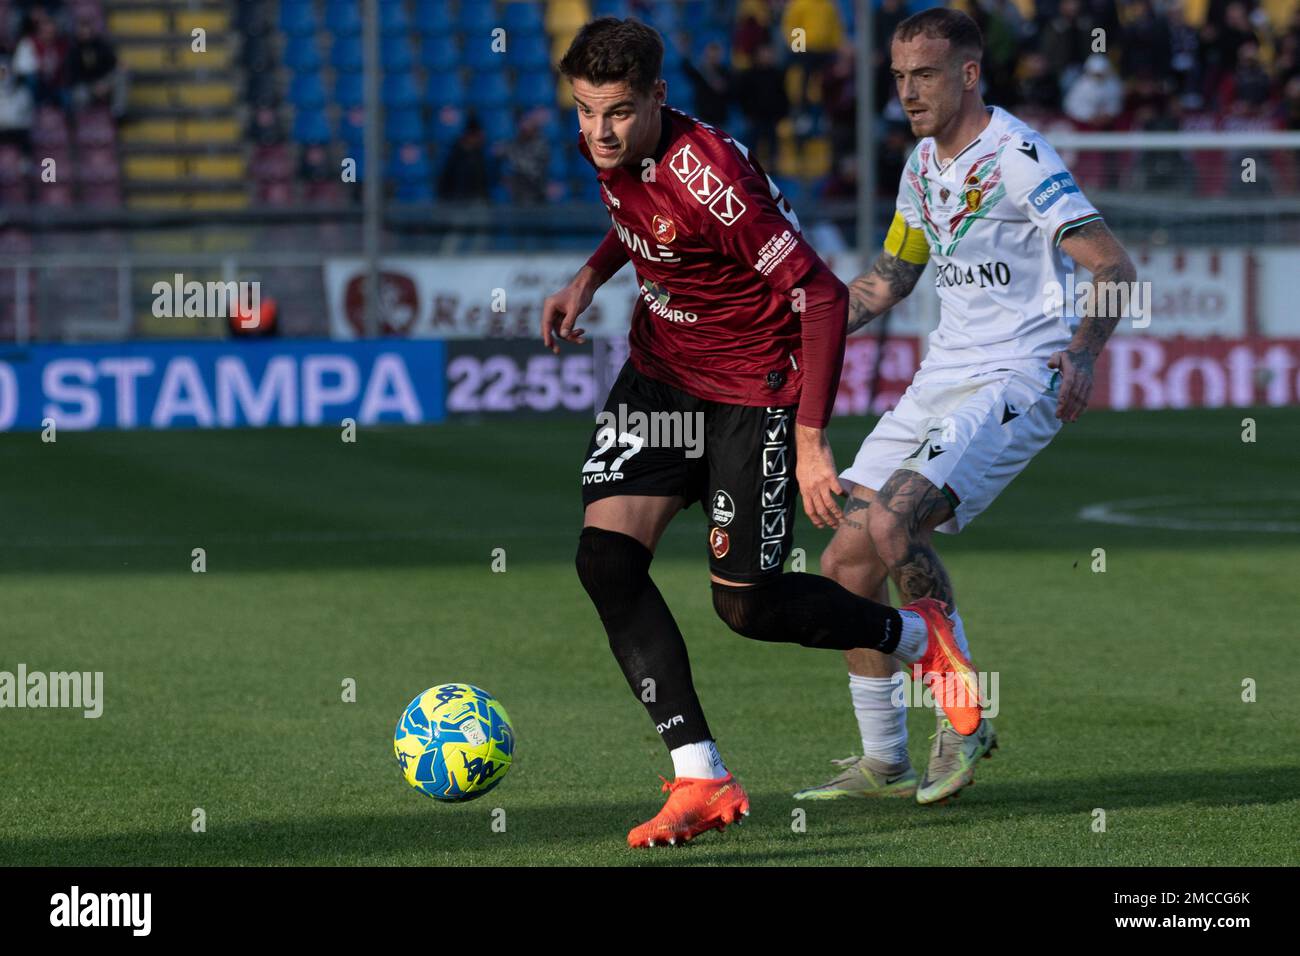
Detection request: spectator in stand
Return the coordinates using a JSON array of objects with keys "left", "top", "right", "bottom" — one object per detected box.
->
[
  {"left": 683, "top": 40, "right": 730, "bottom": 129},
  {"left": 1281, "top": 74, "right": 1300, "bottom": 129},
  {"left": 1167, "top": 0, "right": 1204, "bottom": 107},
  {"left": 1039, "top": 0, "right": 1096, "bottom": 93},
  {"left": 67, "top": 13, "right": 123, "bottom": 116},
  {"left": 249, "top": 104, "right": 284, "bottom": 147},
  {"left": 1017, "top": 50, "right": 1062, "bottom": 114},
  {"left": 874, "top": 0, "right": 908, "bottom": 112},
  {"left": 0, "top": 50, "right": 33, "bottom": 153},
  {"left": 502, "top": 108, "right": 549, "bottom": 205},
  {"left": 1222, "top": 41, "right": 1274, "bottom": 114},
  {"left": 781, "top": 0, "right": 843, "bottom": 123},
  {"left": 14, "top": 9, "right": 67, "bottom": 107},
  {"left": 438, "top": 115, "right": 489, "bottom": 202},
  {"left": 731, "top": 0, "right": 772, "bottom": 71},
  {"left": 820, "top": 41, "right": 856, "bottom": 167},
  {"left": 733, "top": 42, "right": 788, "bottom": 170},
  {"left": 970, "top": 0, "right": 1026, "bottom": 109},
  {"left": 1120, "top": 0, "right": 1172, "bottom": 84},
  {"left": 1063, "top": 52, "right": 1123, "bottom": 128}
]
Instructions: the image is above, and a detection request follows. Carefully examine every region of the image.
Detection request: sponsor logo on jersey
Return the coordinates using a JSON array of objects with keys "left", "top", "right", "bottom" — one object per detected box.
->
[
  {"left": 1030, "top": 172, "right": 1079, "bottom": 211},
  {"left": 935, "top": 260, "right": 1012, "bottom": 289},
  {"left": 652, "top": 214, "right": 677, "bottom": 244},
  {"left": 1017, "top": 140, "right": 1039, "bottom": 163},
  {"left": 640, "top": 278, "right": 698, "bottom": 323},
  {"left": 754, "top": 229, "right": 796, "bottom": 276},
  {"left": 601, "top": 181, "right": 621, "bottom": 208},
  {"left": 759, "top": 540, "right": 783, "bottom": 571},
  {"left": 612, "top": 218, "right": 680, "bottom": 264},
  {"left": 709, "top": 526, "right": 730, "bottom": 559},
  {"left": 711, "top": 490, "right": 735, "bottom": 527},
  {"left": 669, "top": 143, "right": 749, "bottom": 226}
]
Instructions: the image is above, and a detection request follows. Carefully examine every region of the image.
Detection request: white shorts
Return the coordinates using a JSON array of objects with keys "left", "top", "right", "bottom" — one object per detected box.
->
[{"left": 840, "top": 370, "right": 1061, "bottom": 534}]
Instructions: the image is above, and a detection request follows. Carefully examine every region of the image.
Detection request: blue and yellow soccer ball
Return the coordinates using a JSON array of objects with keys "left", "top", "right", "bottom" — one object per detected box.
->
[{"left": 394, "top": 683, "right": 515, "bottom": 801}]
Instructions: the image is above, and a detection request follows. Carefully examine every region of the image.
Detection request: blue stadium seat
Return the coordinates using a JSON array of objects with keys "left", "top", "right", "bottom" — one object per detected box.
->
[
  {"left": 324, "top": 0, "right": 363, "bottom": 36},
  {"left": 506, "top": 33, "right": 550, "bottom": 71},
  {"left": 413, "top": 0, "right": 455, "bottom": 34},
  {"left": 430, "top": 108, "right": 464, "bottom": 145},
  {"left": 664, "top": 71, "right": 691, "bottom": 110},
  {"left": 288, "top": 72, "right": 327, "bottom": 110},
  {"left": 501, "top": 1, "right": 544, "bottom": 34},
  {"left": 546, "top": 150, "right": 568, "bottom": 182},
  {"left": 513, "top": 71, "right": 554, "bottom": 109},
  {"left": 592, "top": 0, "right": 629, "bottom": 18},
  {"left": 649, "top": 3, "right": 680, "bottom": 31},
  {"left": 283, "top": 35, "right": 322, "bottom": 73},
  {"left": 292, "top": 111, "right": 332, "bottom": 144},
  {"left": 334, "top": 71, "right": 364, "bottom": 108},
  {"left": 380, "top": 2, "right": 411, "bottom": 36},
  {"left": 396, "top": 180, "right": 435, "bottom": 203},
  {"left": 457, "top": 2, "right": 500, "bottom": 33},
  {"left": 386, "top": 108, "right": 426, "bottom": 143},
  {"left": 340, "top": 112, "right": 367, "bottom": 151},
  {"left": 462, "top": 37, "right": 502, "bottom": 72},
  {"left": 662, "top": 42, "right": 684, "bottom": 71},
  {"left": 381, "top": 35, "right": 414, "bottom": 72},
  {"left": 383, "top": 72, "right": 425, "bottom": 109},
  {"left": 279, "top": 0, "right": 318, "bottom": 37},
  {"left": 573, "top": 174, "right": 601, "bottom": 202},
  {"left": 422, "top": 34, "right": 458, "bottom": 70},
  {"left": 428, "top": 71, "right": 467, "bottom": 108},
  {"left": 479, "top": 108, "right": 514, "bottom": 143},
  {"left": 331, "top": 35, "right": 364, "bottom": 72},
  {"left": 693, "top": 29, "right": 730, "bottom": 59},
  {"left": 389, "top": 145, "right": 432, "bottom": 182},
  {"left": 464, "top": 71, "right": 511, "bottom": 109}
]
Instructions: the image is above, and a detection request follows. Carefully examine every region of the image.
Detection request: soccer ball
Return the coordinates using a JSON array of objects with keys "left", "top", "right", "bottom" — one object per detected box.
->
[{"left": 394, "top": 683, "right": 515, "bottom": 801}]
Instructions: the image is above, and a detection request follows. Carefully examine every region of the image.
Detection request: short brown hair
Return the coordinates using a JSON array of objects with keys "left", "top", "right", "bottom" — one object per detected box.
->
[
  {"left": 893, "top": 8, "right": 983, "bottom": 61},
  {"left": 558, "top": 17, "right": 664, "bottom": 96}
]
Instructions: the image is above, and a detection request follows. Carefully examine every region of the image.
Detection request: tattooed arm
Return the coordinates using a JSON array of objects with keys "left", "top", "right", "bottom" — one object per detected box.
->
[
  {"left": 1053, "top": 219, "right": 1138, "bottom": 422},
  {"left": 846, "top": 250, "right": 927, "bottom": 335}
]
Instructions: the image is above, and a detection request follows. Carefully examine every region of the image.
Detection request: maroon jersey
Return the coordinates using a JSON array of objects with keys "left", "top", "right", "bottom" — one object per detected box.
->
[{"left": 581, "top": 108, "right": 831, "bottom": 416}]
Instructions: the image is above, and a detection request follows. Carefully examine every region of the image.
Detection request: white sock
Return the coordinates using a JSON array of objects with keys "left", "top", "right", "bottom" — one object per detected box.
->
[
  {"left": 849, "top": 674, "right": 909, "bottom": 765},
  {"left": 894, "top": 610, "right": 929, "bottom": 661},
  {"left": 949, "top": 609, "right": 970, "bottom": 658},
  {"left": 670, "top": 740, "right": 727, "bottom": 780}
]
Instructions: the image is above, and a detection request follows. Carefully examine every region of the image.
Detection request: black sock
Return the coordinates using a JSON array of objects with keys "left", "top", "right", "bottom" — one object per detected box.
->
[
  {"left": 576, "top": 527, "right": 713, "bottom": 751},
  {"left": 712, "top": 573, "right": 904, "bottom": 653}
]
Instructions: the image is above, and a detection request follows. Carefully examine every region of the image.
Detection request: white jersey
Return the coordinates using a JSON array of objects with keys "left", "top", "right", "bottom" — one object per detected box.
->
[{"left": 897, "top": 106, "right": 1102, "bottom": 388}]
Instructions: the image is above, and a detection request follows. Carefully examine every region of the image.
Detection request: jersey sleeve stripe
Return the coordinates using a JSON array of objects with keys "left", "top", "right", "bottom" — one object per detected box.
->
[{"left": 1053, "top": 213, "right": 1103, "bottom": 246}]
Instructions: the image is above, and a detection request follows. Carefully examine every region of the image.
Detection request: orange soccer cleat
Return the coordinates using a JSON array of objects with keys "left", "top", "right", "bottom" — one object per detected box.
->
[
  {"left": 903, "top": 597, "right": 983, "bottom": 736},
  {"left": 627, "top": 773, "right": 751, "bottom": 848}
]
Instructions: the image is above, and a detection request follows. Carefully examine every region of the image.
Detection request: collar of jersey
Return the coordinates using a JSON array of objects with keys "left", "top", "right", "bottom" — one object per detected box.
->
[{"left": 933, "top": 106, "right": 1000, "bottom": 175}]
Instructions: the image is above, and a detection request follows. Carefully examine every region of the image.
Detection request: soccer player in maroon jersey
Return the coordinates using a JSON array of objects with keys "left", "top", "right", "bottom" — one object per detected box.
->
[{"left": 540, "top": 18, "right": 975, "bottom": 848}]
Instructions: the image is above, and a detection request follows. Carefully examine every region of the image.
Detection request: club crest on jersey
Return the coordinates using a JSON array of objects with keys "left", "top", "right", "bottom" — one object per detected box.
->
[
  {"left": 652, "top": 214, "right": 677, "bottom": 244},
  {"left": 963, "top": 175, "right": 982, "bottom": 212},
  {"left": 709, "top": 526, "right": 730, "bottom": 559}
]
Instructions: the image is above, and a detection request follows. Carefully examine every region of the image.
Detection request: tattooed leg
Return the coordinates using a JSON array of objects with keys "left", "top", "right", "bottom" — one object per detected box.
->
[
  {"left": 821, "top": 485, "right": 895, "bottom": 678},
  {"left": 867, "top": 470, "right": 956, "bottom": 608}
]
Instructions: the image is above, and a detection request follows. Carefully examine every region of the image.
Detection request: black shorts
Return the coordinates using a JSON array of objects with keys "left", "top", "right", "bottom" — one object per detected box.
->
[{"left": 580, "top": 360, "right": 798, "bottom": 583}]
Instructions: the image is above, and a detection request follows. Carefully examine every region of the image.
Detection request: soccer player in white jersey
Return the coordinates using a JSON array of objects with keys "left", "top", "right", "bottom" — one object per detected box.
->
[{"left": 794, "top": 8, "right": 1137, "bottom": 805}]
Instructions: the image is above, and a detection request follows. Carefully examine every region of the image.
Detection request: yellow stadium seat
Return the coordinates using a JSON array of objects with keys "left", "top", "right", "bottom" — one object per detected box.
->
[
  {"left": 122, "top": 119, "right": 179, "bottom": 145},
  {"left": 183, "top": 118, "right": 241, "bottom": 145},
  {"left": 107, "top": 10, "right": 169, "bottom": 35},
  {"left": 546, "top": 0, "right": 590, "bottom": 37},
  {"left": 191, "top": 155, "right": 246, "bottom": 180},
  {"left": 124, "top": 155, "right": 185, "bottom": 180}
]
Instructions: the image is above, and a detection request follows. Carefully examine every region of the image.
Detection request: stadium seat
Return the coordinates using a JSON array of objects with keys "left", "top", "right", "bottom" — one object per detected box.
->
[
  {"left": 379, "top": 1, "right": 410, "bottom": 36},
  {"left": 479, "top": 108, "right": 515, "bottom": 143},
  {"left": 331, "top": 35, "right": 364, "bottom": 72},
  {"left": 31, "top": 108, "right": 70, "bottom": 149},
  {"left": 324, "top": 0, "right": 362, "bottom": 36},
  {"left": 288, "top": 72, "right": 327, "bottom": 111},
  {"left": 591, "top": 0, "right": 629, "bottom": 18},
  {"left": 430, "top": 106, "right": 465, "bottom": 145},
  {"left": 382, "top": 72, "right": 424, "bottom": 109},
  {"left": 514, "top": 71, "right": 555, "bottom": 109},
  {"left": 502, "top": 1, "right": 545, "bottom": 34},
  {"left": 292, "top": 111, "right": 332, "bottom": 144},
  {"left": 388, "top": 143, "right": 432, "bottom": 182},
  {"left": 80, "top": 182, "right": 122, "bottom": 207},
  {"left": 465, "top": 71, "right": 512, "bottom": 109},
  {"left": 413, "top": 0, "right": 454, "bottom": 34},
  {"left": 339, "top": 108, "right": 367, "bottom": 150},
  {"left": 462, "top": 36, "right": 502, "bottom": 72},
  {"left": 74, "top": 108, "right": 116, "bottom": 147},
  {"left": 381, "top": 35, "right": 414, "bottom": 72},
  {"left": 648, "top": 2, "right": 679, "bottom": 31},
  {"left": 386, "top": 108, "right": 426, "bottom": 143},
  {"left": 546, "top": 0, "right": 590, "bottom": 36},
  {"left": 334, "top": 72, "right": 364, "bottom": 108},
  {"left": 34, "top": 182, "right": 75, "bottom": 207},
  {"left": 506, "top": 33, "right": 551, "bottom": 71},
  {"left": 283, "top": 35, "right": 323, "bottom": 73},
  {"left": 75, "top": 146, "right": 121, "bottom": 185},
  {"left": 278, "top": 0, "right": 318, "bottom": 37},
  {"left": 428, "top": 71, "right": 467, "bottom": 108},
  {"left": 421, "top": 34, "right": 458, "bottom": 70},
  {"left": 457, "top": 2, "right": 500, "bottom": 33}
]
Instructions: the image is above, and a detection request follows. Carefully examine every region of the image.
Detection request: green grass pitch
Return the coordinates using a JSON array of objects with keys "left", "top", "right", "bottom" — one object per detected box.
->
[{"left": 0, "top": 407, "right": 1296, "bottom": 866}]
